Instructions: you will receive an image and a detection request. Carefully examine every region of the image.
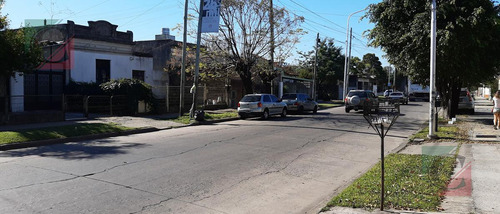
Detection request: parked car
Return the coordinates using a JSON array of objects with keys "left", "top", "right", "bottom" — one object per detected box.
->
[
  {"left": 458, "top": 88, "right": 475, "bottom": 114},
  {"left": 282, "top": 93, "right": 318, "bottom": 114},
  {"left": 237, "top": 94, "right": 287, "bottom": 119},
  {"left": 387, "top": 92, "right": 408, "bottom": 105},
  {"left": 383, "top": 89, "right": 393, "bottom": 97},
  {"left": 345, "top": 90, "right": 379, "bottom": 113}
]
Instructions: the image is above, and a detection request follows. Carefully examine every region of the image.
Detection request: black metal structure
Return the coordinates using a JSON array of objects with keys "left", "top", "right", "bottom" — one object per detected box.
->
[{"left": 363, "top": 102, "right": 400, "bottom": 211}]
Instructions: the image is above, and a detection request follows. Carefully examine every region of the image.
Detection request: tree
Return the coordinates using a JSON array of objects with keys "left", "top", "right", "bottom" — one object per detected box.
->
[
  {"left": 0, "top": 3, "right": 42, "bottom": 95},
  {"left": 361, "top": 53, "right": 386, "bottom": 89},
  {"left": 298, "top": 37, "right": 344, "bottom": 100},
  {"left": 203, "top": 0, "right": 304, "bottom": 94},
  {"left": 366, "top": 0, "right": 500, "bottom": 117}
]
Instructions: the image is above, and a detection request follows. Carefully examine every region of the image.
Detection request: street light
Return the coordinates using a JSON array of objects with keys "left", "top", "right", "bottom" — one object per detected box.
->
[{"left": 343, "top": 7, "right": 369, "bottom": 101}]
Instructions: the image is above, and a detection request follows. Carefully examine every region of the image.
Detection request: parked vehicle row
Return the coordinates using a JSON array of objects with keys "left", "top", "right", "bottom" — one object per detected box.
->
[
  {"left": 237, "top": 93, "right": 318, "bottom": 119},
  {"left": 237, "top": 88, "right": 476, "bottom": 118}
]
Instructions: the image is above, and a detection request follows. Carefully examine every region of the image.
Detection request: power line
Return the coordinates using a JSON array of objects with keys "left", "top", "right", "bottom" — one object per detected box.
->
[{"left": 286, "top": 0, "right": 348, "bottom": 32}]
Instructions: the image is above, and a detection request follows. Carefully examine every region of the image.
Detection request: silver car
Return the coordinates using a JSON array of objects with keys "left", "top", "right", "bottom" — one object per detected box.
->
[
  {"left": 388, "top": 92, "right": 408, "bottom": 105},
  {"left": 237, "top": 94, "right": 287, "bottom": 119},
  {"left": 458, "top": 88, "right": 475, "bottom": 114},
  {"left": 282, "top": 93, "right": 318, "bottom": 114}
]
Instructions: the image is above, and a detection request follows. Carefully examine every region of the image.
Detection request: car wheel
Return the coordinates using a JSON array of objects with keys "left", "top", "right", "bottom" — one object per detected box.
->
[
  {"left": 239, "top": 114, "right": 247, "bottom": 119},
  {"left": 345, "top": 107, "right": 351, "bottom": 113},
  {"left": 313, "top": 106, "right": 318, "bottom": 114},
  {"left": 281, "top": 108, "right": 287, "bottom": 117},
  {"left": 261, "top": 109, "right": 269, "bottom": 120},
  {"left": 469, "top": 109, "right": 475, "bottom": 115}
]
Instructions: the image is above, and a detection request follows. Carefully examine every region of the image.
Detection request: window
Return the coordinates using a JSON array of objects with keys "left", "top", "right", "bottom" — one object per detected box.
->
[
  {"left": 263, "top": 95, "right": 271, "bottom": 102},
  {"left": 270, "top": 95, "right": 278, "bottom": 102},
  {"left": 241, "top": 95, "right": 260, "bottom": 102},
  {"left": 96, "top": 59, "right": 110, "bottom": 84},
  {"left": 133, "top": 70, "right": 145, "bottom": 81}
]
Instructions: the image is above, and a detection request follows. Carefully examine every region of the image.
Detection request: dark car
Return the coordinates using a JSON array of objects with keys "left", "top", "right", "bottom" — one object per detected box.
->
[
  {"left": 345, "top": 90, "right": 379, "bottom": 113},
  {"left": 282, "top": 93, "right": 319, "bottom": 114}
]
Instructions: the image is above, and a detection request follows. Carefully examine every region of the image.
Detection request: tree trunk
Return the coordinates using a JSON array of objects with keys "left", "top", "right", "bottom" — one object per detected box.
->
[{"left": 447, "top": 81, "right": 461, "bottom": 119}]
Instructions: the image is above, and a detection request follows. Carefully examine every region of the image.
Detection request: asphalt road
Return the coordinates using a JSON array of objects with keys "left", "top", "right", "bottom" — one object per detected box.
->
[{"left": 0, "top": 102, "right": 429, "bottom": 214}]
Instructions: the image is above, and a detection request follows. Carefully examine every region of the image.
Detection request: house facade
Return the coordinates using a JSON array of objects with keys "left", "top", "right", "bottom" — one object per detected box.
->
[{"left": 9, "top": 20, "right": 167, "bottom": 112}]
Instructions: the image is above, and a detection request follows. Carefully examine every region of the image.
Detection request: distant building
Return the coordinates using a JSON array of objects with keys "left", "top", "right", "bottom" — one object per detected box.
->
[{"left": 155, "top": 28, "right": 175, "bottom": 41}]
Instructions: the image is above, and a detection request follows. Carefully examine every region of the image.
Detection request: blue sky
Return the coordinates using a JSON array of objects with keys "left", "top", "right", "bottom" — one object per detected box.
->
[{"left": 2, "top": 0, "right": 387, "bottom": 65}]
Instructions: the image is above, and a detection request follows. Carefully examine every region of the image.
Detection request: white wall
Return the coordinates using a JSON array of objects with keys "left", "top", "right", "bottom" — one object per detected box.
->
[
  {"left": 10, "top": 73, "right": 24, "bottom": 112},
  {"left": 71, "top": 50, "right": 154, "bottom": 86}
]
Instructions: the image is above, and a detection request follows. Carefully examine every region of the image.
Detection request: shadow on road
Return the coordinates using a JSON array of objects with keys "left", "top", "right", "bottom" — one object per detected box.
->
[{"left": 0, "top": 139, "right": 148, "bottom": 159}]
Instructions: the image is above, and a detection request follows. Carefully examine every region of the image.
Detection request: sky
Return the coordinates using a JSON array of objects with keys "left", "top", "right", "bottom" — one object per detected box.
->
[{"left": 1, "top": 0, "right": 387, "bottom": 66}]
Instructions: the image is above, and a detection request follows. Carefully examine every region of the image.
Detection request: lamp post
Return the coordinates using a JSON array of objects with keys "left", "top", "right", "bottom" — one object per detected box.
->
[{"left": 343, "top": 7, "right": 368, "bottom": 101}]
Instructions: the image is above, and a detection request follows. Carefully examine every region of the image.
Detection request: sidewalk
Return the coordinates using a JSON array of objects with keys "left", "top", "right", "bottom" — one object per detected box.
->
[
  {"left": 324, "top": 96, "right": 500, "bottom": 214},
  {"left": 0, "top": 109, "right": 239, "bottom": 150}
]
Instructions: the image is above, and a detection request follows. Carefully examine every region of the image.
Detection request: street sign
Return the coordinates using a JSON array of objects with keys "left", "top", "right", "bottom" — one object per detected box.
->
[{"left": 201, "top": 0, "right": 221, "bottom": 33}]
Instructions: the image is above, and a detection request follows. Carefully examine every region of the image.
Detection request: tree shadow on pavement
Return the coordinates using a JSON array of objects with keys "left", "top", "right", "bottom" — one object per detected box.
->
[{"left": 0, "top": 139, "right": 148, "bottom": 160}]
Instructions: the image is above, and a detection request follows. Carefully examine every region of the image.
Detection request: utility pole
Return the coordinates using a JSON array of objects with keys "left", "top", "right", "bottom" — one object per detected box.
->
[
  {"left": 312, "top": 33, "right": 319, "bottom": 101},
  {"left": 269, "top": 0, "right": 276, "bottom": 96},
  {"left": 347, "top": 28, "right": 352, "bottom": 89},
  {"left": 344, "top": 7, "right": 368, "bottom": 101},
  {"left": 189, "top": 0, "right": 204, "bottom": 118},
  {"left": 393, "top": 67, "right": 396, "bottom": 90},
  {"left": 429, "top": 0, "right": 437, "bottom": 138},
  {"left": 179, "top": 0, "right": 189, "bottom": 116}
]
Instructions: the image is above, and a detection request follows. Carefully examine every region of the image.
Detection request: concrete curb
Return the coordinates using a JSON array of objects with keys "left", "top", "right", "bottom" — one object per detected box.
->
[{"left": 0, "top": 127, "right": 160, "bottom": 151}]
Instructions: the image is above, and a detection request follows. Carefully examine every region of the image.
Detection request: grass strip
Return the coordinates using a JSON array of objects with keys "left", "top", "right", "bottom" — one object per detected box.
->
[
  {"left": 318, "top": 103, "right": 342, "bottom": 109},
  {"left": 204, "top": 111, "right": 238, "bottom": 120},
  {"left": 323, "top": 153, "right": 455, "bottom": 212},
  {"left": 410, "top": 126, "right": 460, "bottom": 141},
  {"left": 0, "top": 123, "right": 134, "bottom": 145},
  {"left": 168, "top": 111, "right": 239, "bottom": 124}
]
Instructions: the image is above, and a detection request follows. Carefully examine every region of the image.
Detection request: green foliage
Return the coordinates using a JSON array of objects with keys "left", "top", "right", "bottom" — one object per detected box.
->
[
  {"left": 65, "top": 80, "right": 104, "bottom": 95},
  {"left": 324, "top": 154, "right": 455, "bottom": 211},
  {"left": 366, "top": 0, "right": 500, "bottom": 112},
  {"left": 204, "top": 111, "right": 238, "bottom": 120},
  {"left": 100, "top": 78, "right": 153, "bottom": 102},
  {"left": 0, "top": 11, "right": 43, "bottom": 78},
  {"left": 298, "top": 37, "right": 344, "bottom": 100},
  {"left": 0, "top": 123, "right": 133, "bottom": 145}
]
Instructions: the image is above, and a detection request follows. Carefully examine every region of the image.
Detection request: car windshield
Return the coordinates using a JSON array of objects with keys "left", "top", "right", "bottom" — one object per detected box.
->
[
  {"left": 390, "top": 93, "right": 403, "bottom": 96},
  {"left": 282, "top": 94, "right": 297, "bottom": 99},
  {"left": 240, "top": 95, "right": 261, "bottom": 102},
  {"left": 347, "top": 91, "right": 367, "bottom": 98}
]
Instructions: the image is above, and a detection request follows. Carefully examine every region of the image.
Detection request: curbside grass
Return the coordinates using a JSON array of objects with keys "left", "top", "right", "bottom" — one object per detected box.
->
[
  {"left": 323, "top": 153, "right": 456, "bottom": 212},
  {"left": 0, "top": 123, "right": 134, "bottom": 145}
]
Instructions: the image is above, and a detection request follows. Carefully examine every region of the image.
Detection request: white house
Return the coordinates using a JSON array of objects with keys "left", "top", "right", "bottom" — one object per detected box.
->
[{"left": 10, "top": 20, "right": 161, "bottom": 112}]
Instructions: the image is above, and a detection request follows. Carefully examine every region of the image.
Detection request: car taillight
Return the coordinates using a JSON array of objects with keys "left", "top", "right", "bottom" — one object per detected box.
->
[
  {"left": 366, "top": 98, "right": 370, "bottom": 102},
  {"left": 237, "top": 102, "right": 241, "bottom": 107},
  {"left": 468, "top": 95, "right": 472, "bottom": 102},
  {"left": 345, "top": 98, "right": 348, "bottom": 102},
  {"left": 294, "top": 102, "right": 299, "bottom": 106},
  {"left": 258, "top": 102, "right": 262, "bottom": 107}
]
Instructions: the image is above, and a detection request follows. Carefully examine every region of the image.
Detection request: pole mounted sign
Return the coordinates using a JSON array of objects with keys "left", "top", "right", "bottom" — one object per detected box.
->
[{"left": 201, "top": 0, "right": 221, "bottom": 33}]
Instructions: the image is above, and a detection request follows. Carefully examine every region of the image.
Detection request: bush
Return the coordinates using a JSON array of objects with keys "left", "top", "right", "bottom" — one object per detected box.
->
[
  {"left": 65, "top": 81, "right": 104, "bottom": 95},
  {"left": 100, "top": 78, "right": 154, "bottom": 113}
]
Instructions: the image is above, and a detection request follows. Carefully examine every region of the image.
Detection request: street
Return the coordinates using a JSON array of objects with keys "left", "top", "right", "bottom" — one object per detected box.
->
[{"left": 0, "top": 103, "right": 429, "bottom": 214}]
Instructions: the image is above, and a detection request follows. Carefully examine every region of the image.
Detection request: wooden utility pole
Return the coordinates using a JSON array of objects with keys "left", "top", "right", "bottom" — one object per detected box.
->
[{"left": 313, "top": 33, "right": 319, "bottom": 101}]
